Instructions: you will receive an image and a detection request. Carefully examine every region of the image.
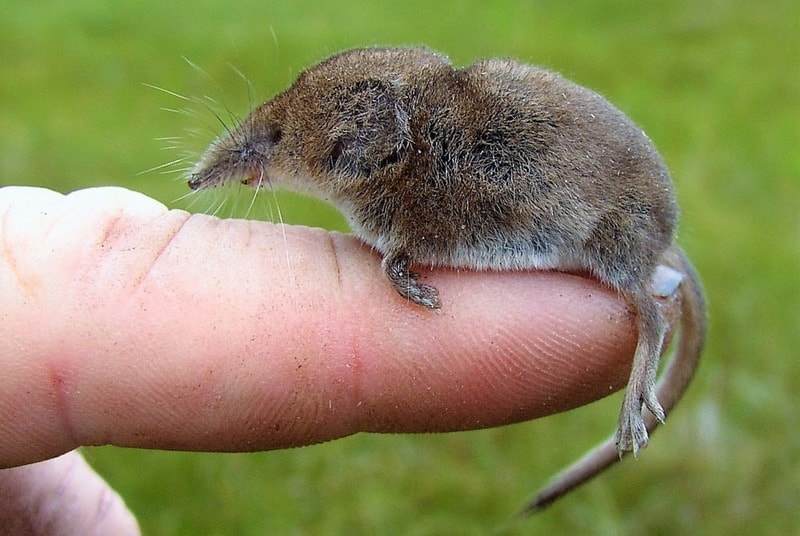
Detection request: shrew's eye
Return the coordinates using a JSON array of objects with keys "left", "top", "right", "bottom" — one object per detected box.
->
[{"left": 268, "top": 128, "right": 283, "bottom": 145}]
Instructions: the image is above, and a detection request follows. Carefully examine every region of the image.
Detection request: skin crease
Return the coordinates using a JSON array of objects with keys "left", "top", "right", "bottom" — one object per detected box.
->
[
  {"left": 0, "top": 185, "right": 670, "bottom": 531},
  {"left": 188, "top": 47, "right": 706, "bottom": 511}
]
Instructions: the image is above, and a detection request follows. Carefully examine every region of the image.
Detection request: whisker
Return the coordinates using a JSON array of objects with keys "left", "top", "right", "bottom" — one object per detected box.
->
[
  {"left": 172, "top": 188, "right": 198, "bottom": 204},
  {"left": 268, "top": 25, "right": 279, "bottom": 57},
  {"left": 244, "top": 170, "right": 264, "bottom": 218},
  {"left": 136, "top": 157, "right": 188, "bottom": 176},
  {"left": 206, "top": 107, "right": 236, "bottom": 140},
  {"left": 182, "top": 56, "right": 213, "bottom": 81},
  {"left": 159, "top": 106, "right": 200, "bottom": 118},
  {"left": 142, "top": 82, "right": 191, "bottom": 101},
  {"left": 209, "top": 194, "right": 228, "bottom": 218},
  {"left": 269, "top": 180, "right": 295, "bottom": 303},
  {"left": 228, "top": 62, "right": 257, "bottom": 111}
]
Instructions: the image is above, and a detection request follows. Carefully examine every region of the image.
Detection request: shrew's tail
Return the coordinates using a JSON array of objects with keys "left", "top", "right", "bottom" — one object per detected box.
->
[{"left": 520, "top": 245, "right": 707, "bottom": 515}]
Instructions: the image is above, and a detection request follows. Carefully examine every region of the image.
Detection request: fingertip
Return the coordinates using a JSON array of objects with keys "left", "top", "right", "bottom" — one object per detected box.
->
[
  {"left": 350, "top": 269, "right": 637, "bottom": 433},
  {"left": 63, "top": 186, "right": 169, "bottom": 216},
  {"left": 0, "top": 186, "right": 168, "bottom": 215}
]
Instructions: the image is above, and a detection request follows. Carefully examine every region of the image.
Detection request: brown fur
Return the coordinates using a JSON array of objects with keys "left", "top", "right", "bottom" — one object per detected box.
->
[{"left": 189, "top": 47, "right": 707, "bottom": 512}]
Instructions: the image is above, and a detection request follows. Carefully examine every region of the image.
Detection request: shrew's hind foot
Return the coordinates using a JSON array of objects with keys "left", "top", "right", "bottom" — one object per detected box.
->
[
  {"left": 616, "top": 291, "right": 669, "bottom": 456},
  {"left": 615, "top": 390, "right": 663, "bottom": 457}
]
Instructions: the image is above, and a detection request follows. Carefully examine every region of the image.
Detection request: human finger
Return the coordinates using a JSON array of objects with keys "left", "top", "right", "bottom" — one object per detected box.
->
[{"left": 0, "top": 186, "right": 640, "bottom": 468}]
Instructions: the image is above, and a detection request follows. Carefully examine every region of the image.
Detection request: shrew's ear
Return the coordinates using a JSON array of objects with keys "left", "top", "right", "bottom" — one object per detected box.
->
[{"left": 326, "top": 79, "right": 410, "bottom": 175}]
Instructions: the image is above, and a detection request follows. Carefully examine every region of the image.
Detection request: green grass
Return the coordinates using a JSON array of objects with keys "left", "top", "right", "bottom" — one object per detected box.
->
[{"left": 2, "top": 0, "right": 798, "bottom": 534}]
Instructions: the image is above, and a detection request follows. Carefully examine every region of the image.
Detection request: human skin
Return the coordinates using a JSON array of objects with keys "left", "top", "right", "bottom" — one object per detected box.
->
[{"left": 0, "top": 186, "right": 648, "bottom": 533}]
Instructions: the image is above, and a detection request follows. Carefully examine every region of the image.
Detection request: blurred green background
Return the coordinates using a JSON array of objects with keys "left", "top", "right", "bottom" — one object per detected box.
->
[{"left": 2, "top": 1, "right": 798, "bottom": 534}]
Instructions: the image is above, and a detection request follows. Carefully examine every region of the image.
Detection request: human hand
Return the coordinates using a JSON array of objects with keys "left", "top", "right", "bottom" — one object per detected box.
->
[{"left": 0, "top": 186, "right": 643, "bottom": 534}]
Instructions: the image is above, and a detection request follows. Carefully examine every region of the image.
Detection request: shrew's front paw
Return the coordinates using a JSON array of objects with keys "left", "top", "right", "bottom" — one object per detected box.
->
[
  {"left": 404, "top": 280, "right": 441, "bottom": 309},
  {"left": 382, "top": 252, "right": 441, "bottom": 309}
]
